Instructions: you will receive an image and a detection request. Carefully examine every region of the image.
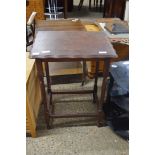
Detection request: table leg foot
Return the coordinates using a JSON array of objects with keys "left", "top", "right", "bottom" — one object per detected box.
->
[
  {"left": 97, "top": 111, "right": 105, "bottom": 127},
  {"left": 81, "top": 80, "right": 85, "bottom": 86},
  {"left": 93, "top": 94, "right": 97, "bottom": 104},
  {"left": 47, "top": 89, "right": 51, "bottom": 94},
  {"left": 97, "top": 122, "right": 103, "bottom": 127},
  {"left": 47, "top": 124, "right": 51, "bottom": 129}
]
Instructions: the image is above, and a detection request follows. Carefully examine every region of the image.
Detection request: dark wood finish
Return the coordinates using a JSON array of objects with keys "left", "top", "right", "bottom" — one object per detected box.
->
[
  {"left": 58, "top": 0, "right": 73, "bottom": 12},
  {"left": 52, "top": 90, "right": 94, "bottom": 94},
  {"left": 44, "top": 62, "right": 51, "bottom": 93},
  {"left": 81, "top": 61, "right": 87, "bottom": 86},
  {"left": 66, "top": 0, "right": 73, "bottom": 12},
  {"left": 97, "top": 59, "right": 110, "bottom": 126},
  {"left": 103, "top": 0, "right": 126, "bottom": 20},
  {"left": 30, "top": 20, "right": 117, "bottom": 128},
  {"left": 30, "top": 31, "right": 117, "bottom": 60},
  {"left": 36, "top": 19, "right": 86, "bottom": 87},
  {"left": 64, "top": 0, "right": 68, "bottom": 19},
  {"left": 93, "top": 60, "right": 99, "bottom": 104},
  {"left": 50, "top": 113, "right": 97, "bottom": 118},
  {"left": 36, "top": 19, "right": 128, "bottom": 79}
]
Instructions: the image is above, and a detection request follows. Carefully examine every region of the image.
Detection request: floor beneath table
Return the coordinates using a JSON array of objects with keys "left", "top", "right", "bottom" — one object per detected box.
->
[{"left": 27, "top": 78, "right": 129, "bottom": 155}]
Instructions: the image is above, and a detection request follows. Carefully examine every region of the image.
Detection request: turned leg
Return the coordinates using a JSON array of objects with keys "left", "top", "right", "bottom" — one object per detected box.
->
[
  {"left": 89, "top": 0, "right": 92, "bottom": 10},
  {"left": 97, "top": 59, "right": 110, "bottom": 127},
  {"left": 93, "top": 60, "right": 99, "bottom": 103},
  {"left": 44, "top": 62, "right": 51, "bottom": 93},
  {"left": 82, "top": 60, "right": 87, "bottom": 86}
]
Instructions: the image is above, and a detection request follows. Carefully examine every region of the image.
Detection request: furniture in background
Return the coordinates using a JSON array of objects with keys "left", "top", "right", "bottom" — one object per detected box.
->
[
  {"left": 78, "top": 0, "right": 103, "bottom": 11},
  {"left": 78, "top": 0, "right": 87, "bottom": 10},
  {"left": 103, "top": 0, "right": 127, "bottom": 20},
  {"left": 30, "top": 31, "right": 117, "bottom": 129},
  {"left": 26, "top": 0, "right": 69, "bottom": 20},
  {"left": 26, "top": 0, "right": 45, "bottom": 21},
  {"left": 26, "top": 18, "right": 128, "bottom": 136},
  {"left": 85, "top": 18, "right": 129, "bottom": 78},
  {"left": 105, "top": 61, "right": 129, "bottom": 140},
  {"left": 44, "top": 0, "right": 62, "bottom": 20},
  {"left": 55, "top": 0, "right": 73, "bottom": 12},
  {"left": 26, "top": 12, "right": 37, "bottom": 50},
  {"left": 88, "top": 43, "right": 129, "bottom": 78},
  {"left": 26, "top": 53, "right": 42, "bottom": 138},
  {"left": 44, "top": 0, "right": 69, "bottom": 19}
]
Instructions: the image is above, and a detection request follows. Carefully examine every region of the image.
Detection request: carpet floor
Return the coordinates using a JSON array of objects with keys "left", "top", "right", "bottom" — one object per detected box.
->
[{"left": 26, "top": 79, "right": 129, "bottom": 155}]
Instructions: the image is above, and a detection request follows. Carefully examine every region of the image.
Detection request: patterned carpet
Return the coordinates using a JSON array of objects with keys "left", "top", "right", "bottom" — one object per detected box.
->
[{"left": 27, "top": 79, "right": 129, "bottom": 155}]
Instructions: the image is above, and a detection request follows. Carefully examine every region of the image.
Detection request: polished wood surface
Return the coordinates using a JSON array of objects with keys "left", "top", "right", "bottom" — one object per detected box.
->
[
  {"left": 28, "top": 18, "right": 129, "bottom": 130},
  {"left": 30, "top": 31, "right": 117, "bottom": 60},
  {"left": 35, "top": 18, "right": 128, "bottom": 78},
  {"left": 30, "top": 23, "right": 117, "bottom": 128}
]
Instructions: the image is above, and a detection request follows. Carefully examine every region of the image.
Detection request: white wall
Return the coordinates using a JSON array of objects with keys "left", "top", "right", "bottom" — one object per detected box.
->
[{"left": 124, "top": 1, "right": 129, "bottom": 21}]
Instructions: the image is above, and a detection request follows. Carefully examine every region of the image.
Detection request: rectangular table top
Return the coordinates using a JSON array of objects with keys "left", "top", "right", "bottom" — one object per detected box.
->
[{"left": 30, "top": 31, "right": 117, "bottom": 60}]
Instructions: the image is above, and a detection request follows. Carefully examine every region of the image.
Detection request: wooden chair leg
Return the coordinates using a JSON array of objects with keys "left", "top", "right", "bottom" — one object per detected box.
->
[
  {"left": 99, "top": 0, "right": 102, "bottom": 12},
  {"left": 96, "top": 0, "right": 98, "bottom": 11},
  {"left": 89, "top": 0, "right": 92, "bottom": 10},
  {"left": 78, "top": 0, "right": 84, "bottom": 10}
]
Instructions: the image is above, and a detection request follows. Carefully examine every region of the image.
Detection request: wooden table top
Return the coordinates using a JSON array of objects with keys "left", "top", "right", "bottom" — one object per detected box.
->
[{"left": 30, "top": 31, "right": 117, "bottom": 60}]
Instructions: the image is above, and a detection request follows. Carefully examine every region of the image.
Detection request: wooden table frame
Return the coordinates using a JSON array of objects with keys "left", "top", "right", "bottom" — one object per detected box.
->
[
  {"left": 36, "top": 58, "right": 111, "bottom": 128},
  {"left": 30, "top": 31, "right": 117, "bottom": 129}
]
